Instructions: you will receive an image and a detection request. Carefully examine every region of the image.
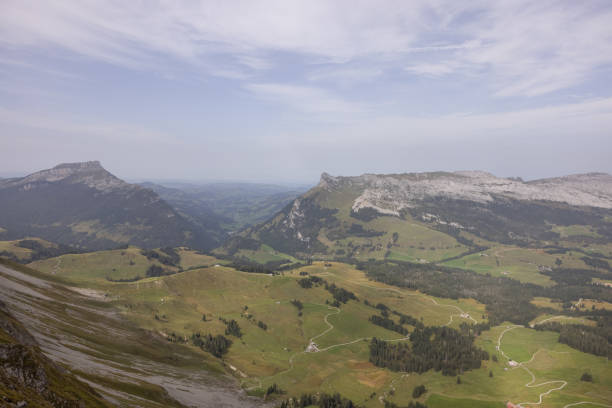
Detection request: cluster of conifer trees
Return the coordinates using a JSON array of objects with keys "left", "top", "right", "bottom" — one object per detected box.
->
[
  {"left": 369, "top": 315, "right": 408, "bottom": 335},
  {"left": 297, "top": 276, "right": 324, "bottom": 288},
  {"left": 224, "top": 319, "right": 242, "bottom": 338},
  {"left": 191, "top": 332, "right": 232, "bottom": 358},
  {"left": 369, "top": 326, "right": 488, "bottom": 376},
  {"left": 145, "top": 264, "right": 173, "bottom": 278},
  {"left": 277, "top": 392, "right": 358, "bottom": 408},
  {"left": 358, "top": 260, "right": 612, "bottom": 328},
  {"left": 535, "top": 321, "right": 611, "bottom": 357},
  {"left": 141, "top": 247, "right": 180, "bottom": 266},
  {"left": 297, "top": 276, "right": 357, "bottom": 305}
]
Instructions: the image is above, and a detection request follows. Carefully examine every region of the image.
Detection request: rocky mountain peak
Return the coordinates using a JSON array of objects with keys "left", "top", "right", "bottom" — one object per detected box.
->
[
  {"left": 318, "top": 172, "right": 340, "bottom": 189},
  {"left": 0, "top": 161, "right": 129, "bottom": 192}
]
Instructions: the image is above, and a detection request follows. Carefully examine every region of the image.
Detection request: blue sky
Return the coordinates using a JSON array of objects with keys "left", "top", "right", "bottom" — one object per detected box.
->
[{"left": 1, "top": 0, "right": 612, "bottom": 183}]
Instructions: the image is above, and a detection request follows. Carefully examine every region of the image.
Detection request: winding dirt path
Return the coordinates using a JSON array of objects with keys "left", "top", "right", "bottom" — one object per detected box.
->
[
  {"left": 497, "top": 326, "right": 611, "bottom": 408},
  {"left": 310, "top": 304, "right": 340, "bottom": 343},
  {"left": 52, "top": 257, "right": 62, "bottom": 275}
]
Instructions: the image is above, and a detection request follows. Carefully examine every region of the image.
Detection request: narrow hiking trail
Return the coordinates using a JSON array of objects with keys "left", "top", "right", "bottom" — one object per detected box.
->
[
  {"left": 497, "top": 325, "right": 611, "bottom": 408},
  {"left": 52, "top": 256, "right": 62, "bottom": 275},
  {"left": 497, "top": 325, "right": 567, "bottom": 407},
  {"left": 310, "top": 303, "right": 340, "bottom": 343}
]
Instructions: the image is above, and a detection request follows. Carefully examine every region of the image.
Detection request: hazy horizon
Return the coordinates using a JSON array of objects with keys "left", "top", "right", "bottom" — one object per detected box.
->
[
  {"left": 2, "top": 1, "right": 612, "bottom": 182},
  {"left": 1, "top": 160, "right": 610, "bottom": 187}
]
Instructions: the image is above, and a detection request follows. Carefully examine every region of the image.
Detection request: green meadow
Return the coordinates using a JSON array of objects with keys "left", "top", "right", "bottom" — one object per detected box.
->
[
  {"left": 14, "top": 248, "right": 612, "bottom": 407},
  {"left": 442, "top": 245, "right": 597, "bottom": 286}
]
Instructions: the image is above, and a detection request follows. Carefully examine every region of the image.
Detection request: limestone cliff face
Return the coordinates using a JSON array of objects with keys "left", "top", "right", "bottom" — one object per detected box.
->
[
  {"left": 317, "top": 171, "right": 612, "bottom": 216},
  {"left": 224, "top": 170, "right": 612, "bottom": 257}
]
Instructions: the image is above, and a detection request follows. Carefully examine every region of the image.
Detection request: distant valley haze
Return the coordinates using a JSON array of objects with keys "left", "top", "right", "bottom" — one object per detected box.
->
[{"left": 1, "top": 1, "right": 612, "bottom": 182}]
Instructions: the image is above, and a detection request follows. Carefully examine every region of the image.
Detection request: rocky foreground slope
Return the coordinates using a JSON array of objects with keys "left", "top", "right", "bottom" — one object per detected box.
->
[{"left": 0, "top": 298, "right": 110, "bottom": 407}]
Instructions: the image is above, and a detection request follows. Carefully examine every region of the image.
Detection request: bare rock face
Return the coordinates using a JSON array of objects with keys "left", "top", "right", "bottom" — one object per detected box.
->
[
  {"left": 318, "top": 171, "right": 612, "bottom": 216},
  {"left": 282, "top": 199, "right": 311, "bottom": 243}
]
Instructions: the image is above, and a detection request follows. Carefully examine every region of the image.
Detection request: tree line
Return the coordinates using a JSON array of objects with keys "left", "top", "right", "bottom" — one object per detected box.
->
[
  {"left": 297, "top": 276, "right": 358, "bottom": 306},
  {"left": 141, "top": 247, "right": 180, "bottom": 267},
  {"left": 535, "top": 321, "right": 611, "bottom": 358},
  {"left": 358, "top": 260, "right": 612, "bottom": 326},
  {"left": 369, "top": 315, "right": 408, "bottom": 336},
  {"left": 278, "top": 392, "right": 359, "bottom": 408},
  {"left": 369, "top": 326, "right": 489, "bottom": 376}
]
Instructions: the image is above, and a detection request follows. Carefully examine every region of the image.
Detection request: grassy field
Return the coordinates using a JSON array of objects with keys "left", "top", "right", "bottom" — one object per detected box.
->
[
  {"left": 441, "top": 245, "right": 598, "bottom": 286},
  {"left": 28, "top": 246, "right": 227, "bottom": 286},
  {"left": 111, "top": 261, "right": 612, "bottom": 407},
  {"left": 530, "top": 314, "right": 597, "bottom": 327},
  {"left": 11, "top": 248, "right": 612, "bottom": 407},
  {"left": 556, "top": 241, "right": 612, "bottom": 258},
  {"left": 0, "top": 237, "right": 56, "bottom": 261},
  {"left": 319, "top": 215, "right": 469, "bottom": 264},
  {"left": 28, "top": 246, "right": 173, "bottom": 285},
  {"left": 552, "top": 225, "right": 602, "bottom": 239},
  {"left": 0, "top": 239, "right": 34, "bottom": 260},
  {"left": 234, "top": 244, "right": 300, "bottom": 265}
]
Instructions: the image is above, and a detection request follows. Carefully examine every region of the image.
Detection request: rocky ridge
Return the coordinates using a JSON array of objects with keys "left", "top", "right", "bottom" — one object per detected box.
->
[{"left": 318, "top": 171, "right": 612, "bottom": 216}]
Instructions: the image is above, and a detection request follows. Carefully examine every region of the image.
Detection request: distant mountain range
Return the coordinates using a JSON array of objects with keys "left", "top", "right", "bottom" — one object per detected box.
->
[
  {"left": 2, "top": 163, "right": 611, "bottom": 258},
  {"left": 0, "top": 161, "right": 217, "bottom": 250},
  {"left": 220, "top": 171, "right": 612, "bottom": 260},
  {"left": 140, "top": 181, "right": 304, "bottom": 233},
  {"left": 0, "top": 161, "right": 304, "bottom": 252}
]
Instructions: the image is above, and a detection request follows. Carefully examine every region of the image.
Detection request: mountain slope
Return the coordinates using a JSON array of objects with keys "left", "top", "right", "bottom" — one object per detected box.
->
[
  {"left": 138, "top": 182, "right": 230, "bottom": 243},
  {"left": 220, "top": 171, "right": 612, "bottom": 261},
  {"left": 0, "top": 162, "right": 220, "bottom": 250},
  {"left": 141, "top": 181, "right": 304, "bottom": 233},
  {"left": 0, "top": 298, "right": 111, "bottom": 407}
]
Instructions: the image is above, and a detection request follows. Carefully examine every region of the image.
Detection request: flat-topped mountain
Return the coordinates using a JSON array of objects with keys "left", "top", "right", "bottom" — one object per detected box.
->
[
  {"left": 0, "top": 161, "right": 126, "bottom": 192},
  {"left": 0, "top": 162, "right": 220, "bottom": 250},
  {"left": 220, "top": 171, "right": 612, "bottom": 261},
  {"left": 320, "top": 171, "right": 612, "bottom": 216}
]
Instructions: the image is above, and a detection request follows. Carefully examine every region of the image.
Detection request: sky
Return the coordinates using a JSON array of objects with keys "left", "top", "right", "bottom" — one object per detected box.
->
[{"left": 1, "top": 0, "right": 612, "bottom": 183}]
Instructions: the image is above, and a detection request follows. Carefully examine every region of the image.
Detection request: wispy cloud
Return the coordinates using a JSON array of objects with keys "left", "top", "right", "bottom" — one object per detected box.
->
[
  {"left": 1, "top": 1, "right": 611, "bottom": 98},
  {"left": 405, "top": 63, "right": 454, "bottom": 77},
  {"left": 245, "top": 83, "right": 365, "bottom": 115},
  {"left": 307, "top": 67, "right": 383, "bottom": 85},
  {"left": 0, "top": 107, "right": 173, "bottom": 145}
]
